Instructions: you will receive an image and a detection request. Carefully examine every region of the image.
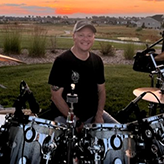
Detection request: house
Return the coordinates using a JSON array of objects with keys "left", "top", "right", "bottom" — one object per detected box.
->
[
  {"left": 151, "top": 14, "right": 164, "bottom": 23},
  {"left": 136, "top": 17, "right": 161, "bottom": 29}
]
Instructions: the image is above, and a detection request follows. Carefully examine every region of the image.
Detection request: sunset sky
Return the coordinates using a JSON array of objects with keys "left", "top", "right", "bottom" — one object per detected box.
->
[{"left": 0, "top": 0, "right": 164, "bottom": 18}]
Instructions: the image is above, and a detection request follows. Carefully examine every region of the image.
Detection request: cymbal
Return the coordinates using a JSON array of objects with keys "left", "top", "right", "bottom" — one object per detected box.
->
[
  {"left": 0, "top": 54, "right": 25, "bottom": 63},
  {"left": 133, "top": 87, "right": 164, "bottom": 104}
]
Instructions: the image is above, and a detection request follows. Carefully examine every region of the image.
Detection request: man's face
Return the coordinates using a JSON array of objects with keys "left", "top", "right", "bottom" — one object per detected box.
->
[{"left": 73, "top": 27, "right": 95, "bottom": 52}]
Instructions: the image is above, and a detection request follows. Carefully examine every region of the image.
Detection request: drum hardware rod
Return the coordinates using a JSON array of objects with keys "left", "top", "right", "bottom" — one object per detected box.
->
[
  {"left": 150, "top": 53, "right": 164, "bottom": 92},
  {"left": 66, "top": 83, "right": 79, "bottom": 164},
  {"left": 113, "top": 126, "right": 118, "bottom": 137},
  {"left": 148, "top": 53, "right": 164, "bottom": 114},
  {"left": 148, "top": 90, "right": 164, "bottom": 114},
  {"left": 116, "top": 92, "right": 147, "bottom": 123},
  {"left": 149, "top": 73, "right": 155, "bottom": 89},
  {"left": 149, "top": 38, "right": 163, "bottom": 51},
  {"left": 148, "top": 102, "right": 157, "bottom": 117},
  {"left": 66, "top": 83, "right": 78, "bottom": 125},
  {"left": 102, "top": 138, "right": 109, "bottom": 160},
  {"left": 142, "top": 34, "right": 163, "bottom": 55},
  {"left": 159, "top": 120, "right": 164, "bottom": 133}
]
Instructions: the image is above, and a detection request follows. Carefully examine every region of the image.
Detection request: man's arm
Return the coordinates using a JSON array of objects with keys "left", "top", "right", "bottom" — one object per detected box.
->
[
  {"left": 50, "top": 86, "right": 70, "bottom": 117},
  {"left": 94, "top": 83, "right": 106, "bottom": 123},
  {"left": 155, "top": 52, "right": 164, "bottom": 61}
]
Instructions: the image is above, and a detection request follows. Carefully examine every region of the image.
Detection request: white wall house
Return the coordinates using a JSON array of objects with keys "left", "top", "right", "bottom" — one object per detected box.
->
[{"left": 136, "top": 17, "right": 161, "bottom": 29}]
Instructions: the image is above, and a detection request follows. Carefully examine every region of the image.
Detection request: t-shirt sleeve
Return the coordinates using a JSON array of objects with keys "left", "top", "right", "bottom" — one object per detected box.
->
[{"left": 48, "top": 57, "right": 66, "bottom": 87}]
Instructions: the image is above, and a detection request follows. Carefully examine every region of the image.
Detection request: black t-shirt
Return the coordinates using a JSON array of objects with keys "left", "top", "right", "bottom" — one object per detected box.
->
[{"left": 48, "top": 50, "right": 105, "bottom": 121}]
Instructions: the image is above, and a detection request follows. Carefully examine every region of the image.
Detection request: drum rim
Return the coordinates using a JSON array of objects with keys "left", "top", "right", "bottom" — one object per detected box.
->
[
  {"left": 143, "top": 113, "right": 164, "bottom": 122},
  {"left": 28, "top": 116, "right": 67, "bottom": 129},
  {"left": 84, "top": 123, "right": 128, "bottom": 130}
]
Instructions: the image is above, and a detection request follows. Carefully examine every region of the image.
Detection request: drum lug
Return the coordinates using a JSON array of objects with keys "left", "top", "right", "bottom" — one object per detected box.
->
[{"left": 88, "top": 137, "right": 104, "bottom": 162}]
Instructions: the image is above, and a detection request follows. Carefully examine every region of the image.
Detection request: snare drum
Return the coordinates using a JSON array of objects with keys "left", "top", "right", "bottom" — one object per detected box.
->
[
  {"left": 10, "top": 116, "right": 66, "bottom": 164},
  {"left": 80, "top": 123, "right": 137, "bottom": 164}
]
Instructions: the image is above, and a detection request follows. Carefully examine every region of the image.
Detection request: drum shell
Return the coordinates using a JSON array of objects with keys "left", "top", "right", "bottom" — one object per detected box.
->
[
  {"left": 83, "top": 123, "right": 137, "bottom": 164},
  {"left": 9, "top": 117, "right": 66, "bottom": 164},
  {"left": 129, "top": 113, "right": 164, "bottom": 162}
]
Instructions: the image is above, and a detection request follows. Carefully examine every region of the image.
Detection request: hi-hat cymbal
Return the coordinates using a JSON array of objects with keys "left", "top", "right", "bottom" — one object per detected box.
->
[
  {"left": 133, "top": 87, "right": 164, "bottom": 104},
  {"left": 0, "top": 54, "right": 25, "bottom": 63}
]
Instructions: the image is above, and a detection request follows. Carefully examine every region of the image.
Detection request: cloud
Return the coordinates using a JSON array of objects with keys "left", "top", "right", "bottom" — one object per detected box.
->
[
  {"left": 44, "top": 0, "right": 59, "bottom": 2},
  {"left": 3, "top": 3, "right": 26, "bottom": 7},
  {"left": 142, "top": 0, "right": 164, "bottom": 1},
  {"left": 23, "top": 5, "right": 55, "bottom": 15},
  {"left": 0, "top": 3, "right": 56, "bottom": 16}
]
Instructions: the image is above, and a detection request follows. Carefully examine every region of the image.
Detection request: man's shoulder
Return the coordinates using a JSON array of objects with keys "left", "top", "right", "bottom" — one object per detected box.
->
[
  {"left": 90, "top": 51, "right": 102, "bottom": 62},
  {"left": 58, "top": 49, "right": 72, "bottom": 58},
  {"left": 55, "top": 49, "right": 73, "bottom": 63}
]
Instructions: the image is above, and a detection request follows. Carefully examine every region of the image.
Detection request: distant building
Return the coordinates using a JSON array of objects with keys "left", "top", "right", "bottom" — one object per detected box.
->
[
  {"left": 151, "top": 14, "right": 164, "bottom": 23},
  {"left": 136, "top": 17, "right": 161, "bottom": 29}
]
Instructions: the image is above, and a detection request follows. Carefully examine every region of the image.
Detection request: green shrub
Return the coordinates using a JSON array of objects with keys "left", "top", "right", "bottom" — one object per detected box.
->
[
  {"left": 124, "top": 43, "right": 135, "bottom": 60},
  {"left": 28, "top": 26, "right": 47, "bottom": 57},
  {"left": 99, "top": 42, "right": 115, "bottom": 56},
  {"left": 49, "top": 35, "right": 57, "bottom": 53},
  {"left": 3, "top": 24, "right": 22, "bottom": 54},
  {"left": 136, "top": 27, "right": 142, "bottom": 32}
]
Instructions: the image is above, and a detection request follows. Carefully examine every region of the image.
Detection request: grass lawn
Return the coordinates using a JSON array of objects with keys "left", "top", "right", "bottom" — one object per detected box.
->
[
  {"left": 0, "top": 23, "right": 162, "bottom": 123},
  {"left": 0, "top": 63, "right": 153, "bottom": 122}
]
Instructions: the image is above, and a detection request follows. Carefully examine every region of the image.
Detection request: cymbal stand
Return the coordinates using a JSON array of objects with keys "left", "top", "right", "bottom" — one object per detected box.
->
[
  {"left": 137, "top": 31, "right": 164, "bottom": 116},
  {"left": 148, "top": 53, "right": 164, "bottom": 115},
  {"left": 142, "top": 31, "right": 164, "bottom": 54},
  {"left": 66, "top": 84, "right": 78, "bottom": 164}
]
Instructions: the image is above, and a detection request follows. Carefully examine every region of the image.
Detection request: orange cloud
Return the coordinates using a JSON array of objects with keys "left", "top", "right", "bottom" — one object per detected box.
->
[
  {"left": 0, "top": 0, "right": 164, "bottom": 16},
  {"left": 54, "top": 1, "right": 164, "bottom": 15}
]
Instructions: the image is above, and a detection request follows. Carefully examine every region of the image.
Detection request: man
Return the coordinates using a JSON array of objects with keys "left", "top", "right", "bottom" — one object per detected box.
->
[{"left": 48, "top": 20, "right": 119, "bottom": 125}]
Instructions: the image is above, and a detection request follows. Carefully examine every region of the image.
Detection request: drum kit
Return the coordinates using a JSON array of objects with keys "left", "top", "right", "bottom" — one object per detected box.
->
[{"left": 1, "top": 37, "right": 164, "bottom": 164}]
